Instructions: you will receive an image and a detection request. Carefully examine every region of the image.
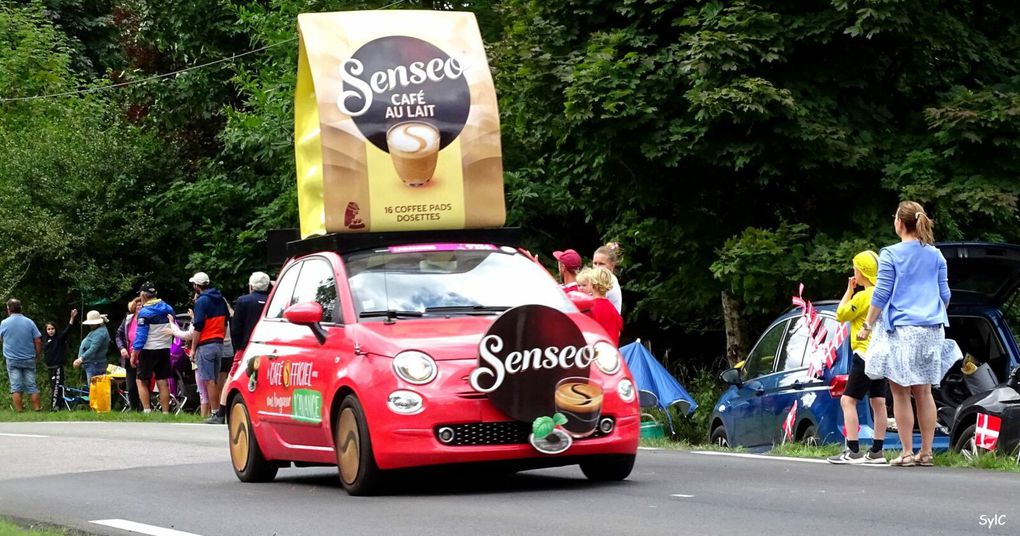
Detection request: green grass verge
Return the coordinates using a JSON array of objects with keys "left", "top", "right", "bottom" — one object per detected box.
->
[
  {"left": 0, "top": 408, "right": 203, "bottom": 423},
  {"left": 0, "top": 518, "right": 82, "bottom": 536},
  {"left": 640, "top": 437, "right": 1020, "bottom": 471}
]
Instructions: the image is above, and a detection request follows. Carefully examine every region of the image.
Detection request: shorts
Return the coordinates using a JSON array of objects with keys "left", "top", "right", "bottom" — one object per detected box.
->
[
  {"left": 195, "top": 344, "right": 222, "bottom": 382},
  {"left": 6, "top": 361, "right": 38, "bottom": 394},
  {"left": 228, "top": 349, "right": 244, "bottom": 378},
  {"left": 219, "top": 340, "right": 234, "bottom": 374},
  {"left": 137, "top": 348, "right": 172, "bottom": 382},
  {"left": 845, "top": 354, "right": 888, "bottom": 400}
]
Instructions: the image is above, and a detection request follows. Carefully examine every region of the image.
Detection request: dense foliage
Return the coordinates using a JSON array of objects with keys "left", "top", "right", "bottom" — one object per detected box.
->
[{"left": 1, "top": 0, "right": 1019, "bottom": 378}]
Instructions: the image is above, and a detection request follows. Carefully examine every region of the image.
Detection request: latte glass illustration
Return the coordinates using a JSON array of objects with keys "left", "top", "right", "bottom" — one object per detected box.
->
[
  {"left": 554, "top": 377, "right": 604, "bottom": 438},
  {"left": 386, "top": 122, "right": 440, "bottom": 186}
]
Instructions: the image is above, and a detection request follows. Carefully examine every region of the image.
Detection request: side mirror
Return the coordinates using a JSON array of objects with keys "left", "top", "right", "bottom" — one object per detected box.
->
[
  {"left": 283, "top": 302, "right": 327, "bottom": 345},
  {"left": 720, "top": 367, "right": 743, "bottom": 387},
  {"left": 566, "top": 290, "right": 594, "bottom": 312}
]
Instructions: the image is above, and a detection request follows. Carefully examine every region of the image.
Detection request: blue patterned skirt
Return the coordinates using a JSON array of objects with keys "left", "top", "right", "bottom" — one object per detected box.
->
[{"left": 864, "top": 317, "right": 962, "bottom": 386}]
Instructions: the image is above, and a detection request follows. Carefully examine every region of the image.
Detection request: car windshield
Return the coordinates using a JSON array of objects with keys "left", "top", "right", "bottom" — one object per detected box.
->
[{"left": 343, "top": 244, "right": 573, "bottom": 319}]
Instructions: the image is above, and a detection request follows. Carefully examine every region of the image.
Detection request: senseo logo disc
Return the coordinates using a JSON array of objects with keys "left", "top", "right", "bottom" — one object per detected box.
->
[
  {"left": 337, "top": 36, "right": 470, "bottom": 152},
  {"left": 469, "top": 305, "right": 593, "bottom": 422}
]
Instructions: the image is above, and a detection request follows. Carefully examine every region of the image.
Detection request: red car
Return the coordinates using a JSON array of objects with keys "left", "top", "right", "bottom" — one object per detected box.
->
[{"left": 225, "top": 231, "right": 640, "bottom": 495}]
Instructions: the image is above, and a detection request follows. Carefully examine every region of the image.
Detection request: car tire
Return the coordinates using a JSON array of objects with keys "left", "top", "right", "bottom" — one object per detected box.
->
[
  {"left": 953, "top": 423, "right": 989, "bottom": 459},
  {"left": 800, "top": 424, "right": 819, "bottom": 447},
  {"left": 228, "top": 394, "right": 278, "bottom": 483},
  {"left": 710, "top": 425, "right": 729, "bottom": 448},
  {"left": 335, "top": 395, "right": 383, "bottom": 496},
  {"left": 579, "top": 454, "right": 636, "bottom": 481}
]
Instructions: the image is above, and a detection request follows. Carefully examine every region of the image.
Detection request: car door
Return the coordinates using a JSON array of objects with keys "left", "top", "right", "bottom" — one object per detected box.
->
[
  {"left": 730, "top": 319, "right": 789, "bottom": 446},
  {"left": 249, "top": 260, "right": 303, "bottom": 435},
  {"left": 262, "top": 256, "right": 352, "bottom": 451},
  {"left": 760, "top": 315, "right": 838, "bottom": 444}
]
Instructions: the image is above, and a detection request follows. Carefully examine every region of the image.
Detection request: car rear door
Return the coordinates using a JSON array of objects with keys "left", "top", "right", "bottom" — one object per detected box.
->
[{"left": 760, "top": 315, "right": 838, "bottom": 444}]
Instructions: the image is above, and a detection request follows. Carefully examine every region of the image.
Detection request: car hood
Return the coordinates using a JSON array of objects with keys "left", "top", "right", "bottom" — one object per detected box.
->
[
  {"left": 351, "top": 312, "right": 612, "bottom": 360},
  {"left": 937, "top": 242, "right": 1020, "bottom": 307}
]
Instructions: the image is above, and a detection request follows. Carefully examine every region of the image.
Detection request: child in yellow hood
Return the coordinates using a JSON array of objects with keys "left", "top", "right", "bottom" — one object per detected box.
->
[{"left": 828, "top": 251, "right": 889, "bottom": 464}]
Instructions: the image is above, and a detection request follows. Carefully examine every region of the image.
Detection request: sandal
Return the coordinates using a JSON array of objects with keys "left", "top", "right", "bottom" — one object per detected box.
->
[
  {"left": 890, "top": 453, "right": 916, "bottom": 467},
  {"left": 916, "top": 453, "right": 934, "bottom": 467}
]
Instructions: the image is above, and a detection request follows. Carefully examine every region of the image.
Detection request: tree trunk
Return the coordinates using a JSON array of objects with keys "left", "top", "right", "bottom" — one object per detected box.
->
[{"left": 721, "top": 291, "right": 750, "bottom": 368}]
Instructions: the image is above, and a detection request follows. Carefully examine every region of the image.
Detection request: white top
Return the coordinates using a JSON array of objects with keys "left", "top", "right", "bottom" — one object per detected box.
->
[{"left": 607, "top": 273, "right": 622, "bottom": 314}]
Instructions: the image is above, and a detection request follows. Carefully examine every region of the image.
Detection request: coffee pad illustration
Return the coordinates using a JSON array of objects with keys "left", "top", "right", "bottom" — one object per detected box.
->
[{"left": 469, "top": 305, "right": 603, "bottom": 455}]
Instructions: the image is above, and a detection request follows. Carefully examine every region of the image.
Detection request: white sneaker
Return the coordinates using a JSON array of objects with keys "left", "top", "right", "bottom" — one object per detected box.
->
[
  {"left": 827, "top": 449, "right": 865, "bottom": 464},
  {"left": 863, "top": 450, "right": 888, "bottom": 464}
]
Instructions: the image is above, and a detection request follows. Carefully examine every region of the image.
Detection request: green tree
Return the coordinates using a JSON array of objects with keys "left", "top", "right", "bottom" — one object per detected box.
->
[{"left": 494, "top": 0, "right": 1020, "bottom": 365}]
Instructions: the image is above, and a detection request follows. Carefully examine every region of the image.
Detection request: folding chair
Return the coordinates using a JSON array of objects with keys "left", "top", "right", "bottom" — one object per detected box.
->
[{"left": 61, "top": 386, "right": 90, "bottom": 411}]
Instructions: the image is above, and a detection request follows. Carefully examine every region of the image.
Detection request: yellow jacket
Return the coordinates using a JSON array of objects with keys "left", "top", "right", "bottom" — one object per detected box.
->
[{"left": 837, "top": 286, "right": 874, "bottom": 354}]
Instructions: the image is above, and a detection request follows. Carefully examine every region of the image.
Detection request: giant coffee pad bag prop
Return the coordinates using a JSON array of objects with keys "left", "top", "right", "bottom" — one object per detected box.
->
[{"left": 295, "top": 11, "right": 506, "bottom": 237}]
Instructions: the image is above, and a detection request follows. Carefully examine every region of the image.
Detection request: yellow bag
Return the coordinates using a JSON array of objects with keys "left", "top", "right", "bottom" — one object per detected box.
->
[{"left": 89, "top": 374, "right": 111, "bottom": 413}]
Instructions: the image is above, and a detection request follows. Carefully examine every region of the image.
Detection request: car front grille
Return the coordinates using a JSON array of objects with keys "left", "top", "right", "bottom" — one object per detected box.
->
[{"left": 435, "top": 420, "right": 609, "bottom": 446}]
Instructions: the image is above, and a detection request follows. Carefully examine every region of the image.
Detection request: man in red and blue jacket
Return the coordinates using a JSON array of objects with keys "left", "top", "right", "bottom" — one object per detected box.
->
[{"left": 189, "top": 272, "right": 229, "bottom": 422}]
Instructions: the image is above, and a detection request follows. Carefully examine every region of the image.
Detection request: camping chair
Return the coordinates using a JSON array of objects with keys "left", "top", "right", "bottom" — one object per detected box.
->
[{"left": 61, "top": 385, "right": 90, "bottom": 411}]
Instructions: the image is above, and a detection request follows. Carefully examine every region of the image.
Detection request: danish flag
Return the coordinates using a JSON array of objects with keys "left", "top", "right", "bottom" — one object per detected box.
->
[
  {"left": 975, "top": 412, "right": 1001, "bottom": 451},
  {"left": 791, "top": 285, "right": 850, "bottom": 379},
  {"left": 782, "top": 401, "right": 798, "bottom": 443}
]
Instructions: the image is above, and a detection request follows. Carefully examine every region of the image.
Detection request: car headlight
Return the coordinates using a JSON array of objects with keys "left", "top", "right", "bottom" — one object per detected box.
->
[
  {"left": 387, "top": 390, "right": 423, "bottom": 414},
  {"left": 392, "top": 351, "right": 438, "bottom": 384},
  {"left": 593, "top": 341, "right": 621, "bottom": 375},
  {"left": 617, "top": 379, "right": 635, "bottom": 402}
]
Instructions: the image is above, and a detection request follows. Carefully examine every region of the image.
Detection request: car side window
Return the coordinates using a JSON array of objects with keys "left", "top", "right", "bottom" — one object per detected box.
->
[
  {"left": 265, "top": 262, "right": 302, "bottom": 319},
  {"left": 742, "top": 320, "right": 788, "bottom": 380},
  {"left": 290, "top": 258, "right": 339, "bottom": 323},
  {"left": 778, "top": 316, "right": 839, "bottom": 373}
]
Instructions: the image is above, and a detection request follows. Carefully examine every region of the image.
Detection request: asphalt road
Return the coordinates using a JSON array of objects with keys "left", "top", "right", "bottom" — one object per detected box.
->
[{"left": 0, "top": 421, "right": 1015, "bottom": 536}]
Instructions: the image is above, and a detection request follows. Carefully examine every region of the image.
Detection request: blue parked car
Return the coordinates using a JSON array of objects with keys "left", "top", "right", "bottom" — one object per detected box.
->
[{"left": 709, "top": 242, "right": 1020, "bottom": 452}]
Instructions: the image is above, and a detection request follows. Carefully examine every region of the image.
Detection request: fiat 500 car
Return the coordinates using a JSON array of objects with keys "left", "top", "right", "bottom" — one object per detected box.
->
[{"left": 225, "top": 231, "right": 640, "bottom": 495}]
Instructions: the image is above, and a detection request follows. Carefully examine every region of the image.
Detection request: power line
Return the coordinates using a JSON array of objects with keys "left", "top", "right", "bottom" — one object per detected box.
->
[
  {"left": 0, "top": 0, "right": 410, "bottom": 103},
  {"left": 0, "top": 38, "right": 297, "bottom": 103}
]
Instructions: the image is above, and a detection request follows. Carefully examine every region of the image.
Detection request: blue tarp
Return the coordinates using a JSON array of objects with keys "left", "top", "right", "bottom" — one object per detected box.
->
[{"left": 621, "top": 340, "right": 698, "bottom": 433}]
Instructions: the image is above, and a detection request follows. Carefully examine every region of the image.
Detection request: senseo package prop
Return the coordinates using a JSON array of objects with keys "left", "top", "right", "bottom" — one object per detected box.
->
[{"left": 295, "top": 11, "right": 506, "bottom": 237}]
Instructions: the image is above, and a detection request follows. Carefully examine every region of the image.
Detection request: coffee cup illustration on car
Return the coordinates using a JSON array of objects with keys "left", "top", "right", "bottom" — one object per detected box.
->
[
  {"left": 554, "top": 376, "right": 604, "bottom": 438},
  {"left": 386, "top": 121, "right": 441, "bottom": 186}
]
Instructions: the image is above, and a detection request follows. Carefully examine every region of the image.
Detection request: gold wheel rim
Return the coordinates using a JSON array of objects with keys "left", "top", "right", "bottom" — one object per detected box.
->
[
  {"left": 229, "top": 403, "right": 250, "bottom": 473},
  {"left": 337, "top": 407, "right": 360, "bottom": 485}
]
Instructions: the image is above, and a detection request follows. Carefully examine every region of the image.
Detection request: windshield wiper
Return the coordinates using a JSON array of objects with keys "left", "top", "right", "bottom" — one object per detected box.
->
[
  {"left": 423, "top": 305, "right": 512, "bottom": 316},
  {"left": 359, "top": 309, "right": 424, "bottom": 323}
]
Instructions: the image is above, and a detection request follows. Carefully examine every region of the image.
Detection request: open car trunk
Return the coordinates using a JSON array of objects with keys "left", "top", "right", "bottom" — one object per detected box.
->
[
  {"left": 937, "top": 242, "right": 1020, "bottom": 307},
  {"left": 933, "top": 313, "right": 1015, "bottom": 428}
]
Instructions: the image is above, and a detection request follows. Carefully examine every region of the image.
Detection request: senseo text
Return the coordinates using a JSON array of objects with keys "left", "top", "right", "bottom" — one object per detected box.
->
[{"left": 469, "top": 335, "right": 595, "bottom": 393}]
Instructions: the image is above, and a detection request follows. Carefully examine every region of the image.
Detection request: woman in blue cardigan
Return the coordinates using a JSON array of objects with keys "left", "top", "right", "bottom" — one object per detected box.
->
[{"left": 858, "top": 201, "right": 961, "bottom": 467}]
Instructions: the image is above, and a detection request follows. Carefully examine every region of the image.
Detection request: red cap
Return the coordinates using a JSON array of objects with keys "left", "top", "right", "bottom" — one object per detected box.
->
[{"left": 553, "top": 249, "right": 582, "bottom": 271}]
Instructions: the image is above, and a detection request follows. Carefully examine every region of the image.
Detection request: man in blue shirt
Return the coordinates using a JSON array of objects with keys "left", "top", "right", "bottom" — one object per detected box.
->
[{"left": 0, "top": 299, "right": 43, "bottom": 411}]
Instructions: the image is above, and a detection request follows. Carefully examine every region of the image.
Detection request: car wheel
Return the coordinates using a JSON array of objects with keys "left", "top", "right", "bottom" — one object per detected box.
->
[
  {"left": 800, "top": 424, "right": 819, "bottom": 447},
  {"left": 228, "top": 394, "right": 278, "bottom": 483},
  {"left": 335, "top": 395, "right": 383, "bottom": 496},
  {"left": 579, "top": 454, "right": 636, "bottom": 481},
  {"left": 710, "top": 425, "right": 729, "bottom": 448},
  {"left": 953, "top": 424, "right": 989, "bottom": 460}
]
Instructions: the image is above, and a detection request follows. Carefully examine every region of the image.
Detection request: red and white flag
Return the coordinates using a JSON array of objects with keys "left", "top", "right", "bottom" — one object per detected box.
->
[
  {"left": 976, "top": 412, "right": 1001, "bottom": 451},
  {"left": 782, "top": 401, "right": 798, "bottom": 443}
]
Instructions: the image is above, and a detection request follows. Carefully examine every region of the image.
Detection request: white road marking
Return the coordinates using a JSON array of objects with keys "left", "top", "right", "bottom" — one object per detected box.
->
[
  {"left": 691, "top": 450, "right": 890, "bottom": 467},
  {"left": 692, "top": 451, "right": 829, "bottom": 464},
  {"left": 670, "top": 494, "right": 695, "bottom": 498},
  {"left": 0, "top": 432, "right": 48, "bottom": 438},
  {"left": 90, "top": 519, "right": 204, "bottom": 536},
  {"left": 638, "top": 446, "right": 660, "bottom": 451}
]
